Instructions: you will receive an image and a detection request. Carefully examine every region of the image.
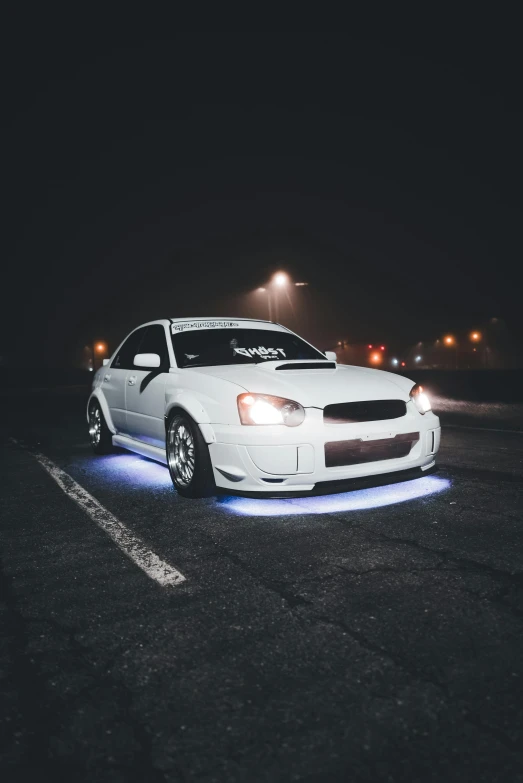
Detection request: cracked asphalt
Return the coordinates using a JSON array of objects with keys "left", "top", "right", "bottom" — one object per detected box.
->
[{"left": 1, "top": 390, "right": 523, "bottom": 782}]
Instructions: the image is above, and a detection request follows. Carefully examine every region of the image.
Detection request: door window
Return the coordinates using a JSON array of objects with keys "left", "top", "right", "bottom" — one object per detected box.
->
[
  {"left": 111, "top": 327, "right": 148, "bottom": 370},
  {"left": 134, "top": 325, "right": 169, "bottom": 368}
]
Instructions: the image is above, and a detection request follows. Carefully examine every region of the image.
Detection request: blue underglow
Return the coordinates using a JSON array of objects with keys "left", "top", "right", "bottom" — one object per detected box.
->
[
  {"left": 219, "top": 476, "right": 451, "bottom": 517},
  {"left": 92, "top": 453, "right": 173, "bottom": 488}
]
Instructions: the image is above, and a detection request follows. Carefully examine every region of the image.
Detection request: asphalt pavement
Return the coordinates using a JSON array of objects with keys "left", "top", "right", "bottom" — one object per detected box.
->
[{"left": 1, "top": 389, "right": 523, "bottom": 782}]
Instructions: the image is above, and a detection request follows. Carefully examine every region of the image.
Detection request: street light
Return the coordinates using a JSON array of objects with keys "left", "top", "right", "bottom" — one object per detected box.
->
[
  {"left": 273, "top": 272, "right": 288, "bottom": 287},
  {"left": 92, "top": 341, "right": 107, "bottom": 371},
  {"left": 255, "top": 272, "right": 309, "bottom": 321},
  {"left": 470, "top": 331, "right": 481, "bottom": 342},
  {"left": 443, "top": 335, "right": 458, "bottom": 368}
]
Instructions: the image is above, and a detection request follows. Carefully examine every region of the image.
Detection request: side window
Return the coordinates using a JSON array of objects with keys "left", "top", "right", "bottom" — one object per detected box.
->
[
  {"left": 111, "top": 327, "right": 147, "bottom": 370},
  {"left": 134, "top": 325, "right": 169, "bottom": 368}
]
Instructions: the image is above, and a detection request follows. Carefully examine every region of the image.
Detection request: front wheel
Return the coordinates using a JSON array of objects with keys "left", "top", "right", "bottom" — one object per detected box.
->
[{"left": 166, "top": 412, "right": 216, "bottom": 498}]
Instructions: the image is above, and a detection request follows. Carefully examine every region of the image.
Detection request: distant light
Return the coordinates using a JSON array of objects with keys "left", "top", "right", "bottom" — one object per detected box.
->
[
  {"left": 444, "top": 335, "right": 455, "bottom": 346},
  {"left": 257, "top": 287, "right": 266, "bottom": 292},
  {"left": 273, "top": 272, "right": 288, "bottom": 287},
  {"left": 392, "top": 358, "right": 399, "bottom": 366},
  {"left": 470, "top": 331, "right": 481, "bottom": 342},
  {"left": 415, "top": 355, "right": 422, "bottom": 362},
  {"left": 380, "top": 345, "right": 385, "bottom": 351},
  {"left": 370, "top": 352, "right": 382, "bottom": 364},
  {"left": 89, "top": 367, "right": 93, "bottom": 372},
  {"left": 96, "top": 342, "right": 106, "bottom": 353},
  {"left": 401, "top": 361, "right": 406, "bottom": 367},
  {"left": 337, "top": 341, "right": 342, "bottom": 346},
  {"left": 368, "top": 344, "right": 373, "bottom": 349},
  {"left": 295, "top": 282, "right": 308, "bottom": 286}
]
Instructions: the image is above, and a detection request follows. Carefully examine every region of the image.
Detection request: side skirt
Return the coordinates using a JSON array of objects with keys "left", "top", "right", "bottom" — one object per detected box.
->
[{"left": 112, "top": 434, "right": 167, "bottom": 465}]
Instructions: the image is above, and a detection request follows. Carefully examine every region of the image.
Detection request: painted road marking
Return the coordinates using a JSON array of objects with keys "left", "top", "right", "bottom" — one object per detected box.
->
[{"left": 12, "top": 440, "right": 186, "bottom": 587}]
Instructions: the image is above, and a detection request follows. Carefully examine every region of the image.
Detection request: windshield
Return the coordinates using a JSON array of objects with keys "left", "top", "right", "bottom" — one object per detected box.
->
[{"left": 171, "top": 328, "right": 326, "bottom": 368}]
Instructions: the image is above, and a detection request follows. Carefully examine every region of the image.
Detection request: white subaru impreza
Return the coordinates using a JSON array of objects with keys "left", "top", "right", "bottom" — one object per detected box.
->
[{"left": 87, "top": 318, "right": 441, "bottom": 497}]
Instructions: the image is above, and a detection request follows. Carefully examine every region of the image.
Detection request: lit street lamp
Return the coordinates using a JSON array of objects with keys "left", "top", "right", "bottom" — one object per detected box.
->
[
  {"left": 92, "top": 341, "right": 107, "bottom": 371},
  {"left": 255, "top": 272, "right": 308, "bottom": 321},
  {"left": 443, "top": 335, "right": 458, "bottom": 369}
]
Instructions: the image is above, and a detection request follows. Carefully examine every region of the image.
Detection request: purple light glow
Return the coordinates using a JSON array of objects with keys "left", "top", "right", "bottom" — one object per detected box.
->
[
  {"left": 91, "top": 453, "right": 173, "bottom": 488},
  {"left": 219, "top": 476, "right": 450, "bottom": 517}
]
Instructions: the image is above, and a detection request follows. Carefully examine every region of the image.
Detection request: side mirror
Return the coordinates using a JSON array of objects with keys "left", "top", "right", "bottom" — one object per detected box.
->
[
  {"left": 324, "top": 351, "right": 337, "bottom": 362},
  {"left": 102, "top": 358, "right": 110, "bottom": 366},
  {"left": 134, "top": 353, "right": 161, "bottom": 369}
]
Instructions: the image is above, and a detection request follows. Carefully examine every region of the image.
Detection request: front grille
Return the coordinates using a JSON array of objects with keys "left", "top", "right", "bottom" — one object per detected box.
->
[
  {"left": 324, "top": 399, "right": 406, "bottom": 424},
  {"left": 325, "top": 432, "right": 419, "bottom": 468}
]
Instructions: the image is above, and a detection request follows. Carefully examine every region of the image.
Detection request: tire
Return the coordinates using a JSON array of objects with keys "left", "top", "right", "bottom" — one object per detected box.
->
[
  {"left": 166, "top": 411, "right": 216, "bottom": 498},
  {"left": 88, "top": 400, "right": 114, "bottom": 454}
]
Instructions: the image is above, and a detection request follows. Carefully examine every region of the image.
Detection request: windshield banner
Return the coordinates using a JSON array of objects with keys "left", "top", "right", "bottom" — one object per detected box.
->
[{"left": 172, "top": 321, "right": 239, "bottom": 333}]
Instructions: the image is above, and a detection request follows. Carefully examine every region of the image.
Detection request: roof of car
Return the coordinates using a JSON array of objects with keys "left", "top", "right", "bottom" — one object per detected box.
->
[{"left": 167, "top": 317, "right": 275, "bottom": 324}]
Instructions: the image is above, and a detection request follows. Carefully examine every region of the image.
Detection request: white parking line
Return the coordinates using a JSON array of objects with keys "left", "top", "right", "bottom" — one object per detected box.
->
[{"left": 12, "top": 441, "right": 186, "bottom": 587}]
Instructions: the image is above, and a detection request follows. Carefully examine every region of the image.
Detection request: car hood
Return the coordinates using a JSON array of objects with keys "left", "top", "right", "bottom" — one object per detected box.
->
[{"left": 189, "top": 361, "right": 413, "bottom": 408}]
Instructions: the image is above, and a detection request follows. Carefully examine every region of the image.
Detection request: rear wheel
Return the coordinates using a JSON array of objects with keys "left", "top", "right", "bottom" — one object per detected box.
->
[
  {"left": 166, "top": 412, "right": 215, "bottom": 498},
  {"left": 88, "top": 401, "right": 114, "bottom": 454}
]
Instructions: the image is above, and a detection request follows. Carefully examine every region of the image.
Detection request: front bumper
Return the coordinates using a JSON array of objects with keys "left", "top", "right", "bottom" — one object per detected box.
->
[{"left": 207, "top": 406, "right": 441, "bottom": 494}]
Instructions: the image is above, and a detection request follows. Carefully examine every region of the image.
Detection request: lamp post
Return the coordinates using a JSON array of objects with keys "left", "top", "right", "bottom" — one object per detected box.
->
[
  {"left": 92, "top": 341, "right": 107, "bottom": 372},
  {"left": 470, "top": 330, "right": 485, "bottom": 368},
  {"left": 443, "top": 335, "right": 458, "bottom": 369},
  {"left": 255, "top": 273, "right": 308, "bottom": 322}
]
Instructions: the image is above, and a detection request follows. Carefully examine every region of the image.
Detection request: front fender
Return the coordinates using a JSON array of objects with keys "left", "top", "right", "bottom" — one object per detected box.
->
[
  {"left": 87, "top": 389, "right": 117, "bottom": 434},
  {"left": 165, "top": 391, "right": 211, "bottom": 425}
]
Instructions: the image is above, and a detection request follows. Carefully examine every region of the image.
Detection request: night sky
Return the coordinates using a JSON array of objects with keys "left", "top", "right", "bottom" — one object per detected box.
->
[{"left": 4, "top": 27, "right": 522, "bottom": 367}]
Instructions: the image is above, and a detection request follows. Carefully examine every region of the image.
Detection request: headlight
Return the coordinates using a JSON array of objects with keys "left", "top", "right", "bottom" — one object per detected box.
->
[
  {"left": 237, "top": 393, "right": 305, "bottom": 426},
  {"left": 410, "top": 383, "right": 431, "bottom": 414}
]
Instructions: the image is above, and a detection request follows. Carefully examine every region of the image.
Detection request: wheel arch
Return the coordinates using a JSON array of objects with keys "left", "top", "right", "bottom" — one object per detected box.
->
[
  {"left": 87, "top": 390, "right": 117, "bottom": 434},
  {"left": 164, "top": 397, "right": 216, "bottom": 444}
]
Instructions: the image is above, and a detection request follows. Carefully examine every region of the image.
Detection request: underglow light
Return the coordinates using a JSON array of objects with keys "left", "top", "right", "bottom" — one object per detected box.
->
[
  {"left": 219, "top": 476, "right": 451, "bottom": 517},
  {"left": 92, "top": 454, "right": 173, "bottom": 488}
]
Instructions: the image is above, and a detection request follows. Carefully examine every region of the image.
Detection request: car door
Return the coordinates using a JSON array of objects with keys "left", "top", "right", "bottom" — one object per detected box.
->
[
  {"left": 102, "top": 327, "right": 147, "bottom": 432},
  {"left": 125, "top": 324, "right": 170, "bottom": 448}
]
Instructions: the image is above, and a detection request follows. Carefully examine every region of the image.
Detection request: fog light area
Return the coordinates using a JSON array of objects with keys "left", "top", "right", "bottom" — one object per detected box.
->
[{"left": 219, "top": 476, "right": 450, "bottom": 517}]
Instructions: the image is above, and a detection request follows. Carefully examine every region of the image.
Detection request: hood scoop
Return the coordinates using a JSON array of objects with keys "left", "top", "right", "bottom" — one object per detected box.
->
[{"left": 275, "top": 362, "right": 336, "bottom": 371}]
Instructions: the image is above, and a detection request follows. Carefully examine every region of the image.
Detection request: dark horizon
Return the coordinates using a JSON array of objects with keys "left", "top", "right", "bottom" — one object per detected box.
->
[{"left": 3, "top": 29, "right": 522, "bottom": 368}]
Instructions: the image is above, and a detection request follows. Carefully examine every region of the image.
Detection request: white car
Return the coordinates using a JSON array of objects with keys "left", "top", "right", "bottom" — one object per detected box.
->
[{"left": 87, "top": 318, "right": 441, "bottom": 498}]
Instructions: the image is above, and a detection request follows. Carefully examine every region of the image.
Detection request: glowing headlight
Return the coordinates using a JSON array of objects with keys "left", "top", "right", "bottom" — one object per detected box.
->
[
  {"left": 410, "top": 383, "right": 431, "bottom": 414},
  {"left": 237, "top": 393, "right": 305, "bottom": 426}
]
